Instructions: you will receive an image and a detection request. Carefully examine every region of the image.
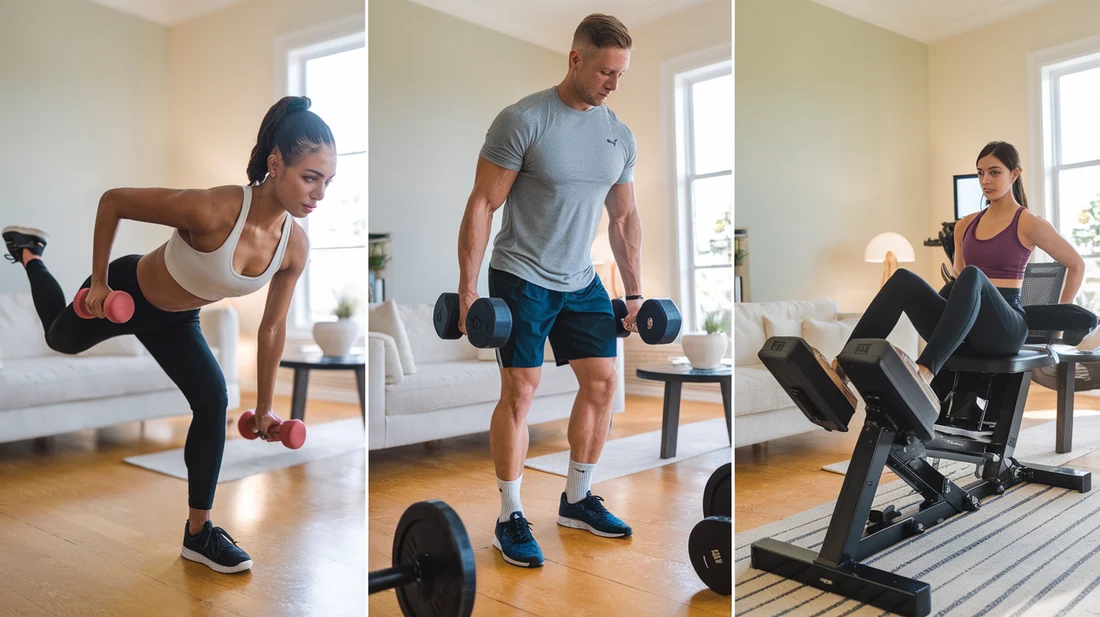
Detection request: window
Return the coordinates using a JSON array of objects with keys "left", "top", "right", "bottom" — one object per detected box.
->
[
  {"left": 280, "top": 24, "right": 366, "bottom": 333},
  {"left": 1040, "top": 48, "right": 1100, "bottom": 310},
  {"left": 670, "top": 53, "right": 732, "bottom": 333}
]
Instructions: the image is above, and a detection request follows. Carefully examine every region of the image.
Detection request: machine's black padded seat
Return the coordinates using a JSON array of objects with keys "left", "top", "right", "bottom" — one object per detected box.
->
[{"left": 941, "top": 347, "right": 1054, "bottom": 374}]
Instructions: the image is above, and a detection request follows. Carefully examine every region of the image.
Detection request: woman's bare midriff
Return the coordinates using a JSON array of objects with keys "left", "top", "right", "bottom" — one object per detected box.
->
[
  {"left": 136, "top": 245, "right": 214, "bottom": 312},
  {"left": 989, "top": 278, "right": 1023, "bottom": 290}
]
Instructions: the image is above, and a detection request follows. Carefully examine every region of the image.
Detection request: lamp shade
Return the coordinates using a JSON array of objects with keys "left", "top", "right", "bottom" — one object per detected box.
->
[{"left": 864, "top": 232, "right": 915, "bottom": 263}]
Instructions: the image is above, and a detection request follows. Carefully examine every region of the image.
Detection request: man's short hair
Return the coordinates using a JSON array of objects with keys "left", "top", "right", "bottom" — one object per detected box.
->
[{"left": 572, "top": 14, "right": 632, "bottom": 52}]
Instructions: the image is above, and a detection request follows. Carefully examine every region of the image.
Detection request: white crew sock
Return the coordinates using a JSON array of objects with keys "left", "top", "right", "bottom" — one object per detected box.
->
[
  {"left": 565, "top": 460, "right": 596, "bottom": 504},
  {"left": 498, "top": 476, "right": 524, "bottom": 523}
]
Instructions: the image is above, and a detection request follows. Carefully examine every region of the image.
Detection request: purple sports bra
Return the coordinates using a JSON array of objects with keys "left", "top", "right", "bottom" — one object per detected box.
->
[{"left": 961, "top": 207, "right": 1032, "bottom": 280}]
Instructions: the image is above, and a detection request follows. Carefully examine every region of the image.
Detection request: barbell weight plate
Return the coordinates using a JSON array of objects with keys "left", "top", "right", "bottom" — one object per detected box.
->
[
  {"left": 434, "top": 294, "right": 463, "bottom": 340},
  {"left": 688, "top": 516, "right": 731, "bottom": 596},
  {"left": 637, "top": 299, "right": 682, "bottom": 345},
  {"left": 703, "top": 463, "right": 731, "bottom": 519},
  {"left": 467, "top": 297, "right": 512, "bottom": 349},
  {"left": 611, "top": 299, "right": 630, "bottom": 338},
  {"left": 392, "top": 500, "right": 477, "bottom": 617}
]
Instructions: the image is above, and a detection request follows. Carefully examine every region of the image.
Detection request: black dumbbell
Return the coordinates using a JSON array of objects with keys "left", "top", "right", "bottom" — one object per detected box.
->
[
  {"left": 611, "top": 298, "right": 682, "bottom": 344},
  {"left": 689, "top": 464, "right": 731, "bottom": 596},
  {"left": 368, "top": 500, "right": 476, "bottom": 617},
  {"left": 434, "top": 292, "right": 512, "bottom": 348}
]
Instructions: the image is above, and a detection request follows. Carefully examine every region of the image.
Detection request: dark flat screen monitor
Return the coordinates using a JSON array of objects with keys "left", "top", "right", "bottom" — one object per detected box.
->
[{"left": 954, "top": 174, "right": 984, "bottom": 220}]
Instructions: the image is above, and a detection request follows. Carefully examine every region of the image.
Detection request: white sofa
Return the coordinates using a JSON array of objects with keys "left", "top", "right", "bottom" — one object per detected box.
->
[
  {"left": 0, "top": 292, "right": 240, "bottom": 444},
  {"left": 368, "top": 302, "right": 625, "bottom": 451},
  {"left": 734, "top": 299, "right": 919, "bottom": 448}
]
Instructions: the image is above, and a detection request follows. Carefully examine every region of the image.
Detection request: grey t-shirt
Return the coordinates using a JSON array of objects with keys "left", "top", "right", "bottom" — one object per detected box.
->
[{"left": 480, "top": 86, "right": 636, "bottom": 292}]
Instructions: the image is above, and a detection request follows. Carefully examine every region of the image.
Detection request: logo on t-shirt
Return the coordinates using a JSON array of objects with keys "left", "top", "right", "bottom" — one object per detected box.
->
[{"left": 606, "top": 138, "right": 618, "bottom": 146}]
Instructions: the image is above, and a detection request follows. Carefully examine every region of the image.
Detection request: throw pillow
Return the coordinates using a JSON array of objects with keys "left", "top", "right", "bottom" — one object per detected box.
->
[
  {"left": 368, "top": 299, "right": 417, "bottom": 374},
  {"left": 803, "top": 317, "right": 857, "bottom": 363},
  {"left": 368, "top": 332, "right": 404, "bottom": 386},
  {"left": 763, "top": 315, "right": 802, "bottom": 339}
]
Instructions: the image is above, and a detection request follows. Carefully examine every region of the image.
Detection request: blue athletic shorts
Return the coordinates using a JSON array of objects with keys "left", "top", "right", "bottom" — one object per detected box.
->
[{"left": 487, "top": 267, "right": 617, "bottom": 368}]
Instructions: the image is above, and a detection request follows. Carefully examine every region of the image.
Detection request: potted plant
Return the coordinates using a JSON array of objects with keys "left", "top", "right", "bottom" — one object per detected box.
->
[
  {"left": 368, "top": 243, "right": 390, "bottom": 302},
  {"left": 682, "top": 308, "right": 730, "bottom": 369},
  {"left": 312, "top": 293, "right": 361, "bottom": 357}
]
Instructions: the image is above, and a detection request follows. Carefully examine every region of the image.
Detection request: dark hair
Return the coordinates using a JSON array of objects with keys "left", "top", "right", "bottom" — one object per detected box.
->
[
  {"left": 246, "top": 96, "right": 335, "bottom": 185},
  {"left": 976, "top": 141, "right": 1028, "bottom": 210},
  {"left": 572, "top": 14, "right": 632, "bottom": 52}
]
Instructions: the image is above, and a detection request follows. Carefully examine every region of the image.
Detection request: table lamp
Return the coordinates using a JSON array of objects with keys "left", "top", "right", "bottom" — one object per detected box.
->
[{"left": 865, "top": 232, "right": 915, "bottom": 288}]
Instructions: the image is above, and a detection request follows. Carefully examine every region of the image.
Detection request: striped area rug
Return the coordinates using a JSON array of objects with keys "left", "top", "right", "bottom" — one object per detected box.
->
[{"left": 736, "top": 416, "right": 1100, "bottom": 616}]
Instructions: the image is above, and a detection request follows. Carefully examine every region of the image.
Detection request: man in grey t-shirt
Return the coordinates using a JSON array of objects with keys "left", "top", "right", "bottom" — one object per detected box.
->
[{"left": 455, "top": 14, "right": 644, "bottom": 568}]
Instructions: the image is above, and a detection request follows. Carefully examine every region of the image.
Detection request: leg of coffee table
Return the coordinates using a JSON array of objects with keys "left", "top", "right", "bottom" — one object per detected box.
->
[
  {"left": 1057, "top": 361, "right": 1075, "bottom": 454},
  {"left": 354, "top": 366, "right": 366, "bottom": 421},
  {"left": 661, "top": 381, "right": 683, "bottom": 459},
  {"left": 720, "top": 377, "right": 731, "bottom": 442},
  {"left": 291, "top": 368, "right": 310, "bottom": 422}
]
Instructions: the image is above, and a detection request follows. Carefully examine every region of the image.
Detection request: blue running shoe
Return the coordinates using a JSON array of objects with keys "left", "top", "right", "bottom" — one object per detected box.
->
[
  {"left": 493, "top": 511, "right": 543, "bottom": 568},
  {"left": 558, "top": 492, "right": 633, "bottom": 538}
]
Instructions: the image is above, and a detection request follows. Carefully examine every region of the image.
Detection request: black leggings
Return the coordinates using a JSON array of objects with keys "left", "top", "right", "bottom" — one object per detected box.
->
[
  {"left": 25, "top": 255, "right": 226, "bottom": 510},
  {"left": 849, "top": 266, "right": 1029, "bottom": 375}
]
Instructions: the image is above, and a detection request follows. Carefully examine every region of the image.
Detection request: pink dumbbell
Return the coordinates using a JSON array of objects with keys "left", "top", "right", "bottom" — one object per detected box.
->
[
  {"left": 74, "top": 287, "right": 134, "bottom": 324},
  {"left": 237, "top": 410, "right": 307, "bottom": 450}
]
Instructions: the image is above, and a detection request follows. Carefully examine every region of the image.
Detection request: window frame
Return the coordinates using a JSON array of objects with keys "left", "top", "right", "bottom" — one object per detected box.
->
[
  {"left": 662, "top": 43, "right": 732, "bottom": 333},
  {"left": 274, "top": 17, "right": 365, "bottom": 337}
]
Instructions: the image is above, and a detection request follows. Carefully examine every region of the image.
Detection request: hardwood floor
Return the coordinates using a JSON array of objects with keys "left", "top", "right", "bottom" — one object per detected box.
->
[
  {"left": 368, "top": 394, "right": 734, "bottom": 617},
  {"left": 735, "top": 386, "right": 1100, "bottom": 533},
  {"left": 0, "top": 393, "right": 365, "bottom": 617}
]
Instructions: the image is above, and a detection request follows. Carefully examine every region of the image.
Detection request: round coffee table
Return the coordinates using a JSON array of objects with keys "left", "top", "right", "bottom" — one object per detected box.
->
[
  {"left": 279, "top": 349, "right": 365, "bottom": 421},
  {"left": 636, "top": 363, "right": 731, "bottom": 459}
]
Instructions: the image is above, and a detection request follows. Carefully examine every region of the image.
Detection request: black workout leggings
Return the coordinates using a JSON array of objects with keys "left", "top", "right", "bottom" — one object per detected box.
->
[
  {"left": 849, "top": 266, "right": 1029, "bottom": 375},
  {"left": 25, "top": 254, "right": 226, "bottom": 510}
]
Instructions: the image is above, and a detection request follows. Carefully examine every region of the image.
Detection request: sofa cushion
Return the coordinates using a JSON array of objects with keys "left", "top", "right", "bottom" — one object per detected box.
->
[
  {"left": 398, "top": 304, "right": 478, "bottom": 364},
  {"left": 0, "top": 356, "right": 177, "bottom": 412},
  {"left": 385, "top": 361, "right": 579, "bottom": 416},
  {"left": 368, "top": 331, "right": 404, "bottom": 385},
  {"left": 763, "top": 315, "right": 802, "bottom": 338},
  {"left": 735, "top": 300, "right": 838, "bottom": 366},
  {"left": 0, "top": 293, "right": 52, "bottom": 360},
  {"left": 804, "top": 317, "right": 858, "bottom": 363},
  {"left": 369, "top": 299, "right": 417, "bottom": 374},
  {"left": 735, "top": 363, "right": 791, "bottom": 417}
]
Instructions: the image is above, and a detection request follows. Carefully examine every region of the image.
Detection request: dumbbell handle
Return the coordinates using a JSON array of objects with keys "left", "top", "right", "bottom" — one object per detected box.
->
[{"left": 368, "top": 561, "right": 420, "bottom": 594}]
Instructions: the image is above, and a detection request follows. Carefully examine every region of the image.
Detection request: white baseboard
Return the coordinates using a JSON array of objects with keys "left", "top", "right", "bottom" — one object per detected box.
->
[{"left": 624, "top": 382, "right": 725, "bottom": 405}]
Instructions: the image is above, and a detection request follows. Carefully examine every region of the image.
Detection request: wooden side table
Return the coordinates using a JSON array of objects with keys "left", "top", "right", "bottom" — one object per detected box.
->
[{"left": 636, "top": 363, "right": 731, "bottom": 459}]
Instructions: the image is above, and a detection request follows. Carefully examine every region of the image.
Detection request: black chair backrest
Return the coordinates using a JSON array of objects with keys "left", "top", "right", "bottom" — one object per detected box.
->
[{"left": 1022, "top": 262, "right": 1067, "bottom": 344}]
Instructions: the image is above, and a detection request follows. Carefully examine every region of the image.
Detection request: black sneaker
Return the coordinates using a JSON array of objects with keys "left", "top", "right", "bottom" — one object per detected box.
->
[
  {"left": 2, "top": 226, "right": 48, "bottom": 264},
  {"left": 181, "top": 521, "right": 253, "bottom": 574}
]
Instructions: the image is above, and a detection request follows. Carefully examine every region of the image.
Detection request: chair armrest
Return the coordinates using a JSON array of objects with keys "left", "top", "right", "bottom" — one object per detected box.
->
[
  {"left": 200, "top": 306, "right": 239, "bottom": 384},
  {"left": 368, "top": 336, "right": 386, "bottom": 449}
]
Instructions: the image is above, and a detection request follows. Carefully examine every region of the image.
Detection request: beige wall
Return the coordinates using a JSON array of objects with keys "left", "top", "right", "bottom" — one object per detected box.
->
[
  {"left": 0, "top": 0, "right": 171, "bottom": 294},
  {"left": 928, "top": 0, "right": 1100, "bottom": 238},
  {"left": 367, "top": 0, "right": 562, "bottom": 304},
  {"left": 608, "top": 0, "right": 732, "bottom": 304},
  {"left": 171, "top": 0, "right": 362, "bottom": 392},
  {"left": 736, "top": 0, "right": 932, "bottom": 312}
]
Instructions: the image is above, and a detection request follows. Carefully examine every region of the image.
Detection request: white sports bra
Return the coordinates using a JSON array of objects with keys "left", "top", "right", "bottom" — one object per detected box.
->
[{"left": 164, "top": 185, "right": 293, "bottom": 302}]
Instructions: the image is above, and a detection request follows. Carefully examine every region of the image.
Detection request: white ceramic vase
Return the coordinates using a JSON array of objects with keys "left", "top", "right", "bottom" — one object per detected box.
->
[
  {"left": 682, "top": 333, "right": 729, "bottom": 369},
  {"left": 312, "top": 318, "right": 360, "bottom": 357}
]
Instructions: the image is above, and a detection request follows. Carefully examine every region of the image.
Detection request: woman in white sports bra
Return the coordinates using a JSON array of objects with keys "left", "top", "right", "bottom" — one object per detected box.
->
[{"left": 1, "top": 95, "right": 335, "bottom": 574}]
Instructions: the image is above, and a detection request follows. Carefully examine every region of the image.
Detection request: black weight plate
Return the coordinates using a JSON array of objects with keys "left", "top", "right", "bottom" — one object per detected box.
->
[
  {"left": 688, "top": 516, "right": 731, "bottom": 596},
  {"left": 703, "top": 463, "right": 731, "bottom": 518},
  {"left": 393, "top": 500, "right": 477, "bottom": 617},
  {"left": 611, "top": 299, "right": 629, "bottom": 338},
  {"left": 637, "top": 298, "right": 682, "bottom": 345},
  {"left": 434, "top": 294, "right": 463, "bottom": 340},
  {"left": 467, "top": 298, "right": 512, "bottom": 349}
]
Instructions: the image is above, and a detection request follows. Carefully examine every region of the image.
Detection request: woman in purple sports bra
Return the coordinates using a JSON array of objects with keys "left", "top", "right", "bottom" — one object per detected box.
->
[{"left": 830, "top": 141, "right": 1085, "bottom": 405}]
